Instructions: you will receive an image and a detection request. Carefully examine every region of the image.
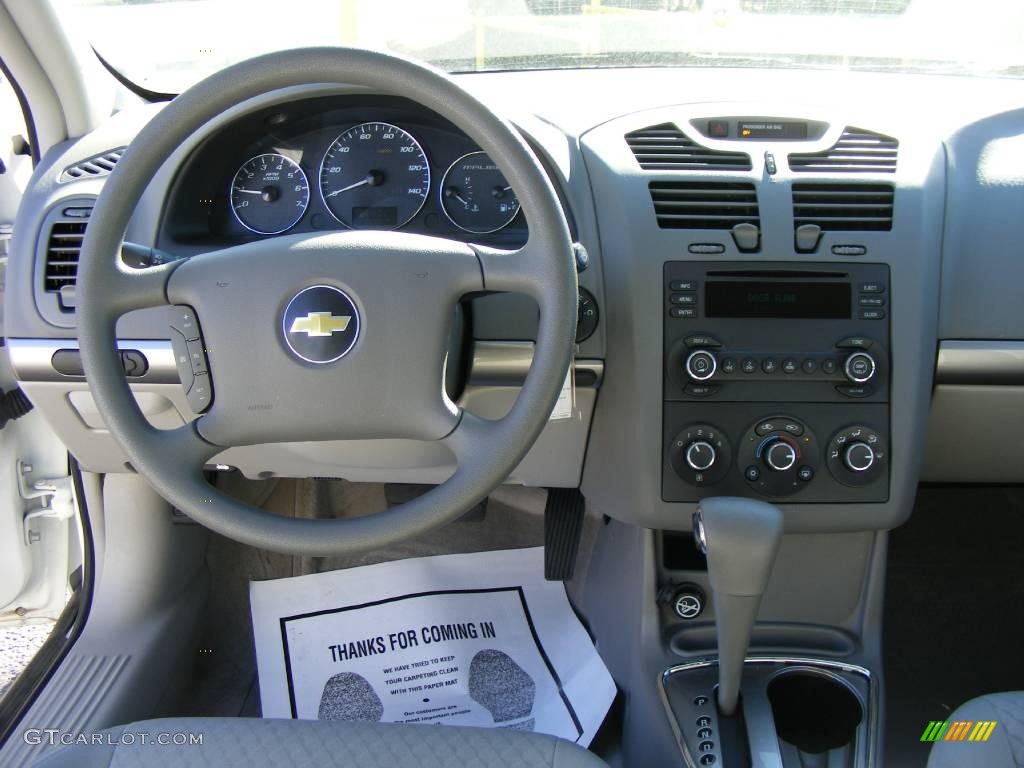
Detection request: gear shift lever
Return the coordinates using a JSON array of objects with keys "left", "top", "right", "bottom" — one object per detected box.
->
[{"left": 694, "top": 497, "right": 783, "bottom": 716}]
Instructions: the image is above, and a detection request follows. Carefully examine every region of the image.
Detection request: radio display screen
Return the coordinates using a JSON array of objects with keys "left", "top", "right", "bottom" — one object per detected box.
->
[{"left": 705, "top": 281, "right": 851, "bottom": 319}]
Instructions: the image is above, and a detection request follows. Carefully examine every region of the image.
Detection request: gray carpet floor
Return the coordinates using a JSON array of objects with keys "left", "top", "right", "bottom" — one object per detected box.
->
[{"left": 883, "top": 486, "right": 1024, "bottom": 767}]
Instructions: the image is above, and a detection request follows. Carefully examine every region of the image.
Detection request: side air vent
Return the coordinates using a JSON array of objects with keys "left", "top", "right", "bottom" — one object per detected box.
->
[
  {"left": 59, "top": 148, "right": 126, "bottom": 183},
  {"left": 44, "top": 210, "right": 91, "bottom": 300},
  {"left": 792, "top": 183, "right": 894, "bottom": 231},
  {"left": 650, "top": 181, "right": 759, "bottom": 230},
  {"left": 626, "top": 124, "right": 752, "bottom": 171},
  {"left": 789, "top": 128, "right": 898, "bottom": 173}
]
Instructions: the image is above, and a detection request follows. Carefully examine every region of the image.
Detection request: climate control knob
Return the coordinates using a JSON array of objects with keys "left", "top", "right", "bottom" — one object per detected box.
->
[
  {"left": 685, "top": 350, "right": 717, "bottom": 382},
  {"left": 843, "top": 441, "right": 875, "bottom": 473},
  {"left": 843, "top": 352, "right": 876, "bottom": 384},
  {"left": 764, "top": 439, "right": 798, "bottom": 472},
  {"left": 685, "top": 441, "right": 717, "bottom": 472}
]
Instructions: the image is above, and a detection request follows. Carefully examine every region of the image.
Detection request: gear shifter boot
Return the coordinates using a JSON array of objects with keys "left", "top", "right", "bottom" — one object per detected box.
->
[{"left": 694, "top": 496, "right": 783, "bottom": 716}]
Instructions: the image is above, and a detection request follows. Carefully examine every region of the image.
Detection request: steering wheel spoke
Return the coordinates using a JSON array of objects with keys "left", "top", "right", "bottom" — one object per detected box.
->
[{"left": 103, "top": 260, "right": 180, "bottom": 317}]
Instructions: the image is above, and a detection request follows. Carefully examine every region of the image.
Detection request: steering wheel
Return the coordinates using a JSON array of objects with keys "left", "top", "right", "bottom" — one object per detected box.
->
[{"left": 76, "top": 48, "right": 577, "bottom": 556}]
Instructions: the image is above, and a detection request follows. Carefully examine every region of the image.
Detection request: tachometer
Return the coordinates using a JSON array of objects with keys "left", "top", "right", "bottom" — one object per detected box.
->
[
  {"left": 319, "top": 122, "right": 430, "bottom": 230},
  {"left": 230, "top": 153, "right": 309, "bottom": 235},
  {"left": 440, "top": 151, "right": 521, "bottom": 234}
]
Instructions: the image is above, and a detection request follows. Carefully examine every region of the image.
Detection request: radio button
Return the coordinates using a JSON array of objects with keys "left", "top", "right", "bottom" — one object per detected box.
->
[
  {"left": 859, "top": 282, "right": 885, "bottom": 293},
  {"left": 684, "top": 384, "right": 719, "bottom": 397},
  {"left": 685, "top": 335, "right": 721, "bottom": 348},
  {"left": 858, "top": 296, "right": 885, "bottom": 307},
  {"left": 741, "top": 358, "right": 758, "bottom": 374},
  {"left": 801, "top": 359, "right": 818, "bottom": 374},
  {"left": 836, "top": 384, "right": 874, "bottom": 398},
  {"left": 721, "top": 357, "right": 738, "bottom": 374},
  {"left": 761, "top": 358, "right": 778, "bottom": 374},
  {"left": 670, "top": 280, "right": 699, "bottom": 291},
  {"left": 686, "top": 350, "right": 717, "bottom": 381},
  {"left": 860, "top": 309, "right": 886, "bottom": 320},
  {"left": 844, "top": 352, "right": 876, "bottom": 383},
  {"left": 782, "top": 359, "right": 798, "bottom": 374},
  {"left": 836, "top": 337, "right": 873, "bottom": 350},
  {"left": 669, "top": 307, "right": 696, "bottom": 319},
  {"left": 670, "top": 293, "right": 698, "bottom": 305},
  {"left": 822, "top": 359, "right": 838, "bottom": 375}
]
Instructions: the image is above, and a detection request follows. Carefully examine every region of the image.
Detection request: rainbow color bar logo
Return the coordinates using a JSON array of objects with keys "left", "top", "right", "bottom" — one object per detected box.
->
[{"left": 920, "top": 721, "right": 997, "bottom": 742}]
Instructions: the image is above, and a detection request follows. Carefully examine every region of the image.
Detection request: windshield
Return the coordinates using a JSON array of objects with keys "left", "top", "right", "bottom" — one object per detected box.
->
[{"left": 56, "top": 0, "right": 1024, "bottom": 93}]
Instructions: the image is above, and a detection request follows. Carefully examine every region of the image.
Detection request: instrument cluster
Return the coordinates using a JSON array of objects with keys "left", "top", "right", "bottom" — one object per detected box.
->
[{"left": 160, "top": 96, "right": 531, "bottom": 252}]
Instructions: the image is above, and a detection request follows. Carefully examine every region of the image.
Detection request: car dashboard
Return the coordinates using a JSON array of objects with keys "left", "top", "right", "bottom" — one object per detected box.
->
[{"left": 7, "top": 66, "right": 1024, "bottom": 535}]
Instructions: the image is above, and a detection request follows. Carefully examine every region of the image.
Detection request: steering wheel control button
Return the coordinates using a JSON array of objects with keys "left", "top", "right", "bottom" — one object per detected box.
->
[
  {"left": 187, "top": 374, "right": 212, "bottom": 412},
  {"left": 844, "top": 352, "right": 876, "bottom": 383},
  {"left": 186, "top": 340, "right": 208, "bottom": 375},
  {"left": 685, "top": 350, "right": 717, "bottom": 381},
  {"left": 827, "top": 426, "right": 887, "bottom": 487},
  {"left": 670, "top": 424, "right": 731, "bottom": 486},
  {"left": 283, "top": 285, "right": 360, "bottom": 364},
  {"left": 171, "top": 307, "right": 201, "bottom": 341},
  {"left": 576, "top": 289, "right": 599, "bottom": 343}
]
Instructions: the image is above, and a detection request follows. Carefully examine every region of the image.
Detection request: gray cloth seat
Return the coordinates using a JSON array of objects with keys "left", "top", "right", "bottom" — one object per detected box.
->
[
  {"left": 34, "top": 717, "right": 608, "bottom": 768},
  {"left": 927, "top": 692, "right": 1024, "bottom": 768}
]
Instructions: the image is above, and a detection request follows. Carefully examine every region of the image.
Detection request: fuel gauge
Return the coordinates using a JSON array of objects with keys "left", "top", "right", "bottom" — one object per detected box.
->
[{"left": 440, "top": 151, "right": 521, "bottom": 234}]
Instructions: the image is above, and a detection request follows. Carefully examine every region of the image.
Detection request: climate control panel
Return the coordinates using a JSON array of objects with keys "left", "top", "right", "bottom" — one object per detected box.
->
[{"left": 663, "top": 403, "right": 889, "bottom": 503}]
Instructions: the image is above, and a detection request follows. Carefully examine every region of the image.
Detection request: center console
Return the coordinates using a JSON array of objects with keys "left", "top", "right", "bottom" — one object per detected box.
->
[{"left": 662, "top": 262, "right": 890, "bottom": 504}]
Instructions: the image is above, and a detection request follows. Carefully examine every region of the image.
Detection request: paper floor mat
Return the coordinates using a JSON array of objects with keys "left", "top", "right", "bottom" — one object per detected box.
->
[{"left": 250, "top": 547, "right": 614, "bottom": 745}]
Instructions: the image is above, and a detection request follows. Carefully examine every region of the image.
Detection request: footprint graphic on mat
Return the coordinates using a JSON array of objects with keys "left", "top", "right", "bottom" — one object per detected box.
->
[
  {"left": 468, "top": 649, "right": 536, "bottom": 731},
  {"left": 318, "top": 672, "right": 384, "bottom": 722}
]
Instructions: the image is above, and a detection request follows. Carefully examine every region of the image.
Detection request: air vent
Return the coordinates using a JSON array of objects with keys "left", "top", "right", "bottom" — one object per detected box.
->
[
  {"left": 789, "top": 128, "right": 898, "bottom": 173},
  {"left": 626, "top": 124, "right": 752, "bottom": 171},
  {"left": 792, "top": 183, "right": 894, "bottom": 231},
  {"left": 649, "top": 181, "right": 759, "bottom": 230},
  {"left": 44, "top": 212, "right": 90, "bottom": 297},
  {"left": 59, "top": 148, "right": 126, "bottom": 183}
]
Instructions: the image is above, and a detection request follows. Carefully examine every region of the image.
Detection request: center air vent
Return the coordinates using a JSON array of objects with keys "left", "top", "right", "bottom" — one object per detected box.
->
[
  {"left": 626, "top": 124, "right": 752, "bottom": 171},
  {"left": 792, "top": 183, "right": 893, "bottom": 231},
  {"left": 649, "top": 181, "right": 759, "bottom": 230},
  {"left": 59, "top": 148, "right": 126, "bottom": 183},
  {"left": 789, "top": 128, "right": 898, "bottom": 173}
]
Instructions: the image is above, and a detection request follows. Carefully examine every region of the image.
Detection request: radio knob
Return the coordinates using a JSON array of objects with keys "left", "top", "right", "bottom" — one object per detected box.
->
[
  {"left": 843, "top": 352, "right": 876, "bottom": 384},
  {"left": 764, "top": 439, "right": 797, "bottom": 472},
  {"left": 843, "top": 442, "right": 875, "bottom": 473},
  {"left": 685, "top": 350, "right": 717, "bottom": 382},
  {"left": 685, "top": 441, "right": 717, "bottom": 472}
]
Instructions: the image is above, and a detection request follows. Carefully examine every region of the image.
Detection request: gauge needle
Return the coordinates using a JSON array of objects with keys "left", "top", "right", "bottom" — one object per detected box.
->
[
  {"left": 325, "top": 179, "right": 369, "bottom": 198},
  {"left": 233, "top": 188, "right": 263, "bottom": 194},
  {"left": 444, "top": 187, "right": 470, "bottom": 206}
]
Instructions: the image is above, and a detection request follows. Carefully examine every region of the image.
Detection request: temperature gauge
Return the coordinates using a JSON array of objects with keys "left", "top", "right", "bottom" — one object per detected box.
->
[{"left": 440, "top": 151, "right": 520, "bottom": 234}]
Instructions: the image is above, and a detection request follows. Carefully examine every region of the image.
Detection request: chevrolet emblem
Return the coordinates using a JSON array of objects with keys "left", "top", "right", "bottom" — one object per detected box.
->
[{"left": 289, "top": 312, "right": 352, "bottom": 337}]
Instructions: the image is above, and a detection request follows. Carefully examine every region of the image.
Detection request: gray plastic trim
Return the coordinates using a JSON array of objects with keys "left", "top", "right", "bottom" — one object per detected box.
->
[
  {"left": 935, "top": 340, "right": 1024, "bottom": 385},
  {"left": 469, "top": 341, "right": 604, "bottom": 387},
  {"left": 8, "top": 338, "right": 178, "bottom": 384}
]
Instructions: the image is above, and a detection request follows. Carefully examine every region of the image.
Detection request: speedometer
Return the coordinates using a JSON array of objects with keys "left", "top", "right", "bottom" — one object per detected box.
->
[{"left": 319, "top": 122, "right": 430, "bottom": 230}]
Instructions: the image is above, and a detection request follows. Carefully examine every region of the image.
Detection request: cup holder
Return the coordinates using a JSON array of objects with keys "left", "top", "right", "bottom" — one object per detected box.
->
[{"left": 767, "top": 670, "right": 863, "bottom": 754}]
